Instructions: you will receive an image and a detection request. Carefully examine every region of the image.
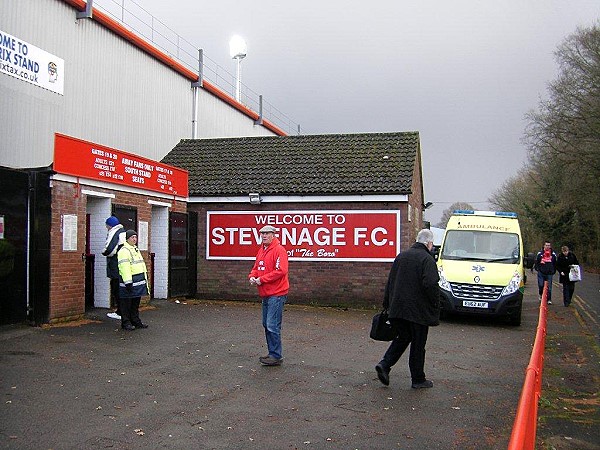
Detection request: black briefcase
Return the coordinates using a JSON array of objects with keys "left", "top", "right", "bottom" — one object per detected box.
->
[{"left": 370, "top": 310, "right": 396, "bottom": 341}]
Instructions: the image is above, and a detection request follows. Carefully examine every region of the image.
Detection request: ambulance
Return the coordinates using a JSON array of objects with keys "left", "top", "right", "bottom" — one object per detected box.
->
[{"left": 436, "top": 210, "right": 527, "bottom": 325}]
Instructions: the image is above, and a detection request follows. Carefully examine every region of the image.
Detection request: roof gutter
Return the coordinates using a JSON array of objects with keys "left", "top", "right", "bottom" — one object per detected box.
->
[
  {"left": 62, "top": 0, "right": 287, "bottom": 136},
  {"left": 187, "top": 194, "right": 410, "bottom": 203}
]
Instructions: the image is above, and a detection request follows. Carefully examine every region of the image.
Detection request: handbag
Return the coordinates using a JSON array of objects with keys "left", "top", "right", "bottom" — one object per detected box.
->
[
  {"left": 370, "top": 310, "right": 396, "bottom": 341},
  {"left": 568, "top": 265, "right": 582, "bottom": 282}
]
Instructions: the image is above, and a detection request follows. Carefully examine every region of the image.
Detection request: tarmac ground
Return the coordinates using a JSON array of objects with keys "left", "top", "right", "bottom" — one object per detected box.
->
[{"left": 0, "top": 274, "right": 598, "bottom": 450}]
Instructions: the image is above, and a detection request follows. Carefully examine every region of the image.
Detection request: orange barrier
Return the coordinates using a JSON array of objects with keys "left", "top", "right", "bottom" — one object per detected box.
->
[{"left": 508, "top": 281, "right": 549, "bottom": 449}]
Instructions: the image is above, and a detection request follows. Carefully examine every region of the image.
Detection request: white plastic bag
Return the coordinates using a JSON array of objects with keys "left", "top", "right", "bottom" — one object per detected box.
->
[{"left": 568, "top": 265, "right": 582, "bottom": 282}]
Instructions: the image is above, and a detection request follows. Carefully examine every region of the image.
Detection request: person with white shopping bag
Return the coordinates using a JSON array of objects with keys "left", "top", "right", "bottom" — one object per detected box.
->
[{"left": 556, "top": 245, "right": 580, "bottom": 307}]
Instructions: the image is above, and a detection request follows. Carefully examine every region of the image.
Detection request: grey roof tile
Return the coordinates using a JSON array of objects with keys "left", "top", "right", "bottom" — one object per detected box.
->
[{"left": 161, "top": 132, "right": 420, "bottom": 196}]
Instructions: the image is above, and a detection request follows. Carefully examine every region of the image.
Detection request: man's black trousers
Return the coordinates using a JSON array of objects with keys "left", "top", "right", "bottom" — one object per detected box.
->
[
  {"left": 380, "top": 318, "right": 429, "bottom": 383},
  {"left": 110, "top": 278, "right": 121, "bottom": 314}
]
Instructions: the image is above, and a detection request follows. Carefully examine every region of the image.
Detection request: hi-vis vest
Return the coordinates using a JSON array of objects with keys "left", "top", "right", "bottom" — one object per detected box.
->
[{"left": 117, "top": 242, "right": 149, "bottom": 298}]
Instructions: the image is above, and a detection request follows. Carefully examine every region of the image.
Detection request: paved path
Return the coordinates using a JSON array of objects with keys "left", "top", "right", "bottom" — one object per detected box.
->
[
  {"left": 536, "top": 271, "right": 600, "bottom": 449},
  {"left": 0, "top": 275, "right": 597, "bottom": 449},
  {"left": 568, "top": 270, "right": 600, "bottom": 341}
]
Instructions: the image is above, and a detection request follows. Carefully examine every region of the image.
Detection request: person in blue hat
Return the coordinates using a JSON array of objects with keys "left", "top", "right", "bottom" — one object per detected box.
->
[{"left": 102, "top": 216, "right": 126, "bottom": 319}]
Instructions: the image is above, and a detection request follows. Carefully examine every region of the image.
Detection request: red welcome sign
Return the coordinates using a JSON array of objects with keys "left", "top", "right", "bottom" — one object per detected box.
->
[
  {"left": 207, "top": 210, "right": 400, "bottom": 262},
  {"left": 53, "top": 133, "right": 188, "bottom": 197}
]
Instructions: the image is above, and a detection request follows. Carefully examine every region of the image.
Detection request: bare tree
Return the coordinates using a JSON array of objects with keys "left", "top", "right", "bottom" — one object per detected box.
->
[
  {"left": 436, "top": 202, "right": 474, "bottom": 228},
  {"left": 525, "top": 24, "right": 600, "bottom": 175},
  {"left": 492, "top": 22, "right": 600, "bottom": 266}
]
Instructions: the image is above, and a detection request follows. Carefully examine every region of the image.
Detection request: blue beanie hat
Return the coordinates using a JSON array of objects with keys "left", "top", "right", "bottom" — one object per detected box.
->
[{"left": 105, "top": 216, "right": 119, "bottom": 227}]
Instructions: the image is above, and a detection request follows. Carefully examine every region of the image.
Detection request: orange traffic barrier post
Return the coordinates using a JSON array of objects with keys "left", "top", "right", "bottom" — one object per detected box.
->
[{"left": 508, "top": 281, "right": 549, "bottom": 450}]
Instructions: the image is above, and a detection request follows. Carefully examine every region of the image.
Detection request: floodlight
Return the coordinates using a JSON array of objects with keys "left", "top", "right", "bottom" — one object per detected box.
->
[{"left": 229, "top": 35, "right": 247, "bottom": 59}]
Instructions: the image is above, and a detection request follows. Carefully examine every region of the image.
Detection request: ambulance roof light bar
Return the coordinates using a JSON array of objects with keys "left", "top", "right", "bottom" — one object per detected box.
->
[{"left": 453, "top": 210, "right": 518, "bottom": 218}]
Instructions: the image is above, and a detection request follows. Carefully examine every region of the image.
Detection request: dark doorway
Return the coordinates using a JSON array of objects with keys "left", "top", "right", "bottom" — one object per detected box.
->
[
  {"left": 169, "top": 211, "right": 197, "bottom": 298},
  {"left": 112, "top": 204, "right": 137, "bottom": 232},
  {"left": 110, "top": 204, "right": 137, "bottom": 308},
  {"left": 0, "top": 167, "right": 29, "bottom": 325},
  {"left": 188, "top": 211, "right": 198, "bottom": 296},
  {"left": 29, "top": 170, "right": 51, "bottom": 325},
  {"left": 84, "top": 214, "right": 95, "bottom": 310}
]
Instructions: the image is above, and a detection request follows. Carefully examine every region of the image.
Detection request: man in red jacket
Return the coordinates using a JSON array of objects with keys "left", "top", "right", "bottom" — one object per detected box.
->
[{"left": 249, "top": 225, "right": 289, "bottom": 366}]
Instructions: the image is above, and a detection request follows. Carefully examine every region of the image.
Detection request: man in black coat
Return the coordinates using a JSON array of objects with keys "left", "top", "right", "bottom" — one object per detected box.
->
[
  {"left": 555, "top": 245, "right": 579, "bottom": 307},
  {"left": 375, "top": 229, "right": 440, "bottom": 388}
]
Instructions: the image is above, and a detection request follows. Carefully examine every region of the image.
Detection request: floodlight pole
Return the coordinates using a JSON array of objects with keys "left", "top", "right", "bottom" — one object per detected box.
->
[
  {"left": 234, "top": 54, "right": 245, "bottom": 102},
  {"left": 229, "top": 35, "right": 247, "bottom": 103}
]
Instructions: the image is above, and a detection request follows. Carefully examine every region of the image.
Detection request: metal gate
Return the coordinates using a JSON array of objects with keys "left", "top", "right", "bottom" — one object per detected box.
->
[
  {"left": 0, "top": 167, "right": 51, "bottom": 325},
  {"left": 0, "top": 168, "right": 28, "bottom": 325}
]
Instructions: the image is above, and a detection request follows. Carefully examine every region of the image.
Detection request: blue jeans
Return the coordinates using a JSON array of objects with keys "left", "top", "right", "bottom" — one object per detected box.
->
[
  {"left": 262, "top": 295, "right": 287, "bottom": 360},
  {"left": 537, "top": 272, "right": 553, "bottom": 302}
]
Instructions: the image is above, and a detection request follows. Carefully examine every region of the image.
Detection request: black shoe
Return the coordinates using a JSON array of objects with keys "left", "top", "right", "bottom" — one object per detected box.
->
[
  {"left": 411, "top": 380, "right": 434, "bottom": 389},
  {"left": 375, "top": 364, "right": 390, "bottom": 386},
  {"left": 122, "top": 324, "right": 135, "bottom": 331},
  {"left": 259, "top": 356, "right": 282, "bottom": 366},
  {"left": 134, "top": 323, "right": 148, "bottom": 329}
]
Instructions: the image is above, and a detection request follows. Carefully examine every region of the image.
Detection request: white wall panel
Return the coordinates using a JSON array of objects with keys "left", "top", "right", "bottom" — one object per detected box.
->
[
  {"left": 150, "top": 205, "right": 169, "bottom": 299},
  {"left": 197, "top": 92, "right": 276, "bottom": 138},
  {"left": 86, "top": 196, "right": 112, "bottom": 309},
  {"left": 0, "top": 0, "right": 275, "bottom": 169}
]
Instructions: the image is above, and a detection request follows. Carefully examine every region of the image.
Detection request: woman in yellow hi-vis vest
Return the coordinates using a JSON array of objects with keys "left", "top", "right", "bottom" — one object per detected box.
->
[{"left": 117, "top": 229, "right": 149, "bottom": 331}]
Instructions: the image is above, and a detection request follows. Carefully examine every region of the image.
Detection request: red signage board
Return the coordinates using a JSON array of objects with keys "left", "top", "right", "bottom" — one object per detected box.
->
[
  {"left": 207, "top": 210, "right": 400, "bottom": 262},
  {"left": 53, "top": 133, "right": 188, "bottom": 197}
]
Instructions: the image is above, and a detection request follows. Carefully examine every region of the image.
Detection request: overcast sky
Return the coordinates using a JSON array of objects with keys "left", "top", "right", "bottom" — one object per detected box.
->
[{"left": 127, "top": 1, "right": 598, "bottom": 224}]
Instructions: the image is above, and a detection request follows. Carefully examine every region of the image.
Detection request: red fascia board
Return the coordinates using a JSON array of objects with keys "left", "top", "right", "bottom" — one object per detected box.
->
[
  {"left": 61, "top": 0, "right": 287, "bottom": 136},
  {"left": 94, "top": 13, "right": 197, "bottom": 79},
  {"left": 202, "top": 80, "right": 259, "bottom": 120},
  {"left": 63, "top": 0, "right": 86, "bottom": 9},
  {"left": 193, "top": 81, "right": 286, "bottom": 136},
  {"left": 63, "top": 0, "right": 197, "bottom": 80},
  {"left": 262, "top": 119, "right": 287, "bottom": 136}
]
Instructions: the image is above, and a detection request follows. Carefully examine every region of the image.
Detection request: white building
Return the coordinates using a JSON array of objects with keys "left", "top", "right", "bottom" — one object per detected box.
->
[{"left": 0, "top": 0, "right": 287, "bottom": 324}]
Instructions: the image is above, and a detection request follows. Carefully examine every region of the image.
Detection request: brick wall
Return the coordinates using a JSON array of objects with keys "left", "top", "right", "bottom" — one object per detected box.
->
[
  {"left": 408, "top": 150, "right": 425, "bottom": 241},
  {"left": 189, "top": 200, "right": 422, "bottom": 309},
  {"left": 50, "top": 182, "right": 87, "bottom": 320},
  {"left": 49, "top": 180, "right": 186, "bottom": 321}
]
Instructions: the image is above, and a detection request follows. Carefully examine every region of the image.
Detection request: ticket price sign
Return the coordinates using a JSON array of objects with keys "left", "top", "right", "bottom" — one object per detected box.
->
[
  {"left": 207, "top": 210, "right": 401, "bottom": 262},
  {"left": 53, "top": 134, "right": 188, "bottom": 197}
]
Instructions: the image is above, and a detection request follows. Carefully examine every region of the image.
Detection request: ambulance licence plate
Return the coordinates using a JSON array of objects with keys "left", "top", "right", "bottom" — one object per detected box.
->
[{"left": 463, "top": 301, "right": 488, "bottom": 309}]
